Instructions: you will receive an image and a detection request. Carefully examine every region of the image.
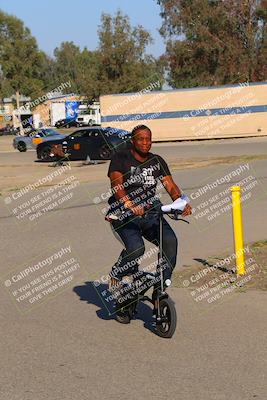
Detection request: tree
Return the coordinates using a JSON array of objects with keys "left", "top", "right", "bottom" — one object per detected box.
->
[
  {"left": 0, "top": 10, "right": 50, "bottom": 98},
  {"left": 156, "top": 0, "right": 267, "bottom": 87},
  {"left": 53, "top": 41, "right": 99, "bottom": 98},
  {"left": 0, "top": 9, "right": 163, "bottom": 101},
  {"left": 95, "top": 10, "right": 163, "bottom": 95}
]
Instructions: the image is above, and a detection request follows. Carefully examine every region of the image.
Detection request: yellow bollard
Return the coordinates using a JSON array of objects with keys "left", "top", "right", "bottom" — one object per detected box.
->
[{"left": 231, "top": 186, "right": 246, "bottom": 275}]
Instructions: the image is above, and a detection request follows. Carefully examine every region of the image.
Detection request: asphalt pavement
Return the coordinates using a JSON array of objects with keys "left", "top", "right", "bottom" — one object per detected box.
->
[{"left": 0, "top": 137, "right": 267, "bottom": 400}]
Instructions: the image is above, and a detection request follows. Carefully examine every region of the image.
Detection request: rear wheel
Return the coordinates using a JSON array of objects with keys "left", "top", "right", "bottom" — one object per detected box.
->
[
  {"left": 17, "top": 141, "right": 27, "bottom": 152},
  {"left": 115, "top": 310, "right": 131, "bottom": 324},
  {"left": 156, "top": 297, "right": 177, "bottom": 338},
  {"left": 38, "top": 146, "right": 52, "bottom": 161},
  {"left": 99, "top": 144, "right": 112, "bottom": 159}
]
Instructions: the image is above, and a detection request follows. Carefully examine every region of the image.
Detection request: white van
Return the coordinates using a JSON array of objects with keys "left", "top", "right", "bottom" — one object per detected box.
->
[{"left": 76, "top": 103, "right": 101, "bottom": 126}]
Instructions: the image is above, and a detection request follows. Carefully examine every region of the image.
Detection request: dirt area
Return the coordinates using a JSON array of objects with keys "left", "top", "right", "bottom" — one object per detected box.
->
[{"left": 173, "top": 240, "right": 267, "bottom": 292}]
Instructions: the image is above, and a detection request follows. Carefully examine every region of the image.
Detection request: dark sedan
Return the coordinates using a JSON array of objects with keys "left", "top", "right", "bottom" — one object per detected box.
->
[
  {"left": 0, "top": 125, "right": 19, "bottom": 136},
  {"left": 55, "top": 118, "right": 79, "bottom": 129},
  {"left": 36, "top": 127, "right": 132, "bottom": 161}
]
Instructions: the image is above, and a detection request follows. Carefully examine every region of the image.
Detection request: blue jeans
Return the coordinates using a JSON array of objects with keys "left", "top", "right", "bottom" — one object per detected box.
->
[{"left": 110, "top": 212, "right": 178, "bottom": 282}]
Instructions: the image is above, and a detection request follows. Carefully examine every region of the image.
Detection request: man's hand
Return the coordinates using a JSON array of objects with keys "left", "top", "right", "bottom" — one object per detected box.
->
[
  {"left": 124, "top": 199, "right": 145, "bottom": 216},
  {"left": 182, "top": 203, "right": 192, "bottom": 217},
  {"left": 129, "top": 204, "right": 145, "bottom": 216}
]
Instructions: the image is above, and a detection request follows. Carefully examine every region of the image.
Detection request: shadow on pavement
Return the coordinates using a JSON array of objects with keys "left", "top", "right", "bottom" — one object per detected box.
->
[
  {"left": 193, "top": 258, "right": 235, "bottom": 274},
  {"left": 73, "top": 281, "right": 156, "bottom": 334}
]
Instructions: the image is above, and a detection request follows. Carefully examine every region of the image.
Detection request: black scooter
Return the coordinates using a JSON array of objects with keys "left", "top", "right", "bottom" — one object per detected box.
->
[{"left": 107, "top": 195, "right": 190, "bottom": 338}]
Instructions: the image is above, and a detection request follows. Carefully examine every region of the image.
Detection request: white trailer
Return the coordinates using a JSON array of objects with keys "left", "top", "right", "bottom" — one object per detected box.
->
[
  {"left": 100, "top": 82, "right": 267, "bottom": 141},
  {"left": 50, "top": 102, "right": 66, "bottom": 126}
]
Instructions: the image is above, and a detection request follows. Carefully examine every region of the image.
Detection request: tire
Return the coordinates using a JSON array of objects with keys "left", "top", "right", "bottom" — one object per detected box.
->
[
  {"left": 38, "top": 146, "right": 52, "bottom": 161},
  {"left": 88, "top": 119, "right": 93, "bottom": 126},
  {"left": 17, "top": 141, "right": 27, "bottom": 152},
  {"left": 99, "top": 144, "right": 112, "bottom": 159},
  {"left": 156, "top": 297, "right": 177, "bottom": 338},
  {"left": 115, "top": 310, "right": 131, "bottom": 324}
]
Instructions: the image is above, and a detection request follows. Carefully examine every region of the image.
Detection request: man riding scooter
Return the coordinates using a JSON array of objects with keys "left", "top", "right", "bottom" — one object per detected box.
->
[{"left": 106, "top": 124, "right": 192, "bottom": 322}]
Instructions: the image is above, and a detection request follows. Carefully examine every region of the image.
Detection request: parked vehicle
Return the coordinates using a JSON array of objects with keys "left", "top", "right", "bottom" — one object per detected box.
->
[
  {"left": 76, "top": 103, "right": 101, "bottom": 127},
  {"left": 36, "top": 127, "right": 131, "bottom": 161},
  {"left": 13, "top": 129, "right": 66, "bottom": 152},
  {"left": 0, "top": 125, "right": 19, "bottom": 136},
  {"left": 50, "top": 102, "right": 66, "bottom": 126},
  {"left": 55, "top": 118, "right": 79, "bottom": 129},
  {"left": 100, "top": 82, "right": 267, "bottom": 141}
]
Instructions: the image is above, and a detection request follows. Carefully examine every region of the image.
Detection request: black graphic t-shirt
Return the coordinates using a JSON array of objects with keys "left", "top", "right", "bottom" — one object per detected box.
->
[{"left": 107, "top": 149, "right": 171, "bottom": 214}]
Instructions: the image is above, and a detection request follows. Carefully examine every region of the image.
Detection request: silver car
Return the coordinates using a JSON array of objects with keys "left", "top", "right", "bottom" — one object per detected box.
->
[{"left": 13, "top": 129, "right": 66, "bottom": 152}]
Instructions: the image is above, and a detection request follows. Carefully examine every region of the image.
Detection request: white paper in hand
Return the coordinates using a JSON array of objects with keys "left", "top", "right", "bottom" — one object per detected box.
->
[{"left": 161, "top": 194, "right": 189, "bottom": 213}]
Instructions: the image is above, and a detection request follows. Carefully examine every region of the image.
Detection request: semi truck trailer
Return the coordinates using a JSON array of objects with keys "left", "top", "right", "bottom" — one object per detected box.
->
[{"left": 100, "top": 81, "right": 267, "bottom": 141}]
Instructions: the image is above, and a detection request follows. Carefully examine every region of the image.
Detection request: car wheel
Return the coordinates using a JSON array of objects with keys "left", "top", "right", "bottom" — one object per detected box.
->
[
  {"left": 88, "top": 119, "right": 93, "bottom": 126},
  {"left": 79, "top": 123, "right": 83, "bottom": 127},
  {"left": 38, "top": 146, "right": 52, "bottom": 161},
  {"left": 99, "top": 144, "right": 113, "bottom": 159},
  {"left": 17, "top": 141, "right": 27, "bottom": 152}
]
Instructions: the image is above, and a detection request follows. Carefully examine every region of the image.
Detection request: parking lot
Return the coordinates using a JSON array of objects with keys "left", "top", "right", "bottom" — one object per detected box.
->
[{"left": 1, "top": 135, "right": 267, "bottom": 399}]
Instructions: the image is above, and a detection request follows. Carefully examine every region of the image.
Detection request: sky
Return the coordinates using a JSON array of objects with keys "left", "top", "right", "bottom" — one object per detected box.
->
[{"left": 0, "top": 0, "right": 166, "bottom": 58}]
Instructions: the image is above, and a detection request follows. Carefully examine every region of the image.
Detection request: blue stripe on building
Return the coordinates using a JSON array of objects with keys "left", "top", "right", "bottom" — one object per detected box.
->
[{"left": 101, "top": 104, "right": 267, "bottom": 123}]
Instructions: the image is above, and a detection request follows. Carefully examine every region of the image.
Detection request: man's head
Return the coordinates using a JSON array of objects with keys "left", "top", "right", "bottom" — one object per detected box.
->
[{"left": 131, "top": 125, "right": 152, "bottom": 156}]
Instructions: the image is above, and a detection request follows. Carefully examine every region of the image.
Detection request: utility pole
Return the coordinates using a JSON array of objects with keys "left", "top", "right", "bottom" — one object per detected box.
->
[{"left": 16, "top": 90, "right": 24, "bottom": 136}]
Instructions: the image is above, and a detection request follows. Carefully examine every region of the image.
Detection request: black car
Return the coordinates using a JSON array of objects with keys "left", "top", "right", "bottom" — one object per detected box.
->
[
  {"left": 0, "top": 125, "right": 19, "bottom": 136},
  {"left": 55, "top": 118, "right": 79, "bottom": 129},
  {"left": 36, "top": 127, "right": 132, "bottom": 161}
]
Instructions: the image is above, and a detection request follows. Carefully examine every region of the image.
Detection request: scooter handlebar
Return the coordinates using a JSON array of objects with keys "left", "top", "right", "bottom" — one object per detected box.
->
[{"left": 160, "top": 194, "right": 189, "bottom": 214}]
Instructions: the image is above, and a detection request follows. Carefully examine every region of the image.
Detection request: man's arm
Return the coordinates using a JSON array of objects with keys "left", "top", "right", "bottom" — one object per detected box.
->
[
  {"left": 161, "top": 175, "right": 182, "bottom": 201},
  {"left": 161, "top": 175, "right": 192, "bottom": 216}
]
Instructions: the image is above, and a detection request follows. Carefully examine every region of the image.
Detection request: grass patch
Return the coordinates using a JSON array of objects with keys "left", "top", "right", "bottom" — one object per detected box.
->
[{"left": 173, "top": 240, "right": 267, "bottom": 291}]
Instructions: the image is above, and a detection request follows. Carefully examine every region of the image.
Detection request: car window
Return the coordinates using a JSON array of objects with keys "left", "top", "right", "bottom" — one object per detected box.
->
[
  {"left": 43, "top": 129, "right": 57, "bottom": 136},
  {"left": 89, "top": 130, "right": 100, "bottom": 137},
  {"left": 69, "top": 130, "right": 87, "bottom": 138}
]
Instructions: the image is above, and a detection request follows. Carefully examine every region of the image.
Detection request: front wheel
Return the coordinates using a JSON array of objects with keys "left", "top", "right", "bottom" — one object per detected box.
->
[
  {"left": 156, "top": 297, "right": 177, "bottom": 338},
  {"left": 17, "top": 141, "right": 27, "bottom": 152}
]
